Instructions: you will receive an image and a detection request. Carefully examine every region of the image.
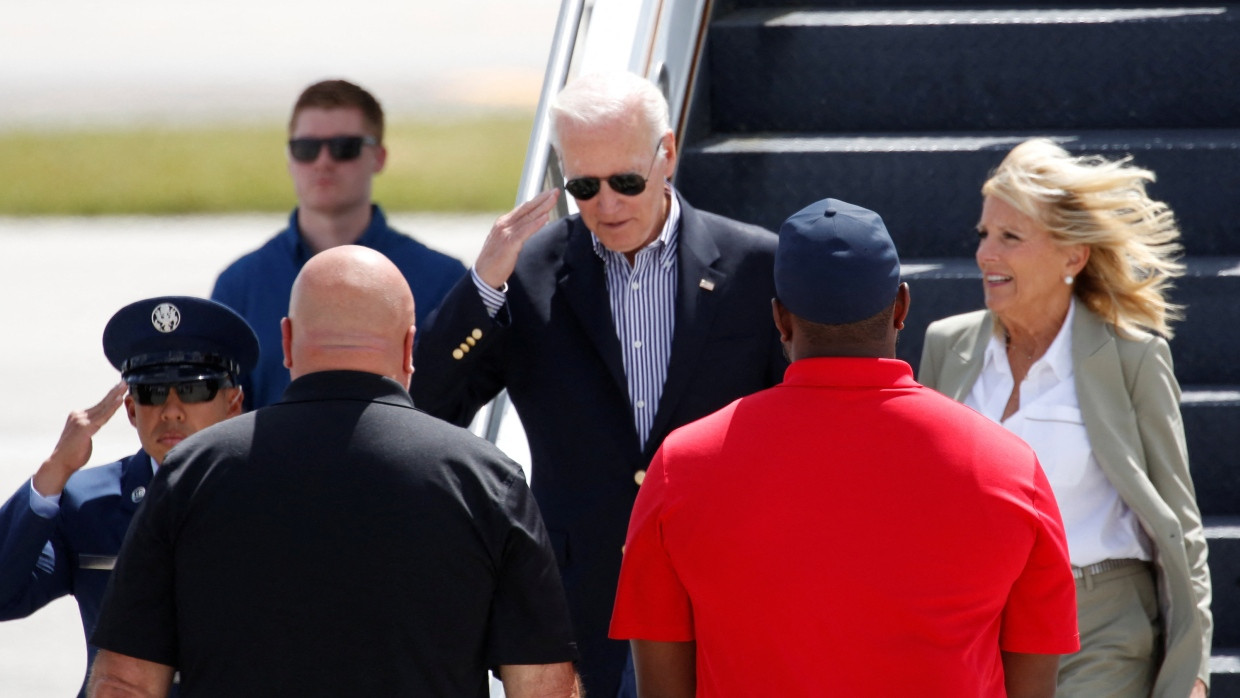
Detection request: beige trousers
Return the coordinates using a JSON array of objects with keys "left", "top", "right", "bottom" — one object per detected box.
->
[{"left": 1056, "top": 561, "right": 1160, "bottom": 698}]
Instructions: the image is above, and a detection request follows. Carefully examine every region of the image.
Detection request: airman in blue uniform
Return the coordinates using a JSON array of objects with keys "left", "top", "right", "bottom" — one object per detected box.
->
[{"left": 0, "top": 296, "right": 258, "bottom": 697}]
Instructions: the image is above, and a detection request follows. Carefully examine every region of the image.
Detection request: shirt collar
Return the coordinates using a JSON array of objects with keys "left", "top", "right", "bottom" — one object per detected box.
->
[
  {"left": 782, "top": 357, "right": 917, "bottom": 389},
  {"left": 282, "top": 205, "right": 390, "bottom": 263},
  {"left": 591, "top": 182, "right": 680, "bottom": 265},
  {"left": 280, "top": 369, "right": 415, "bottom": 409}
]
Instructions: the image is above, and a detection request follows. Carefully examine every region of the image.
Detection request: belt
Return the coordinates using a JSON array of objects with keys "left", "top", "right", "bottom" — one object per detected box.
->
[
  {"left": 1071, "top": 558, "right": 1147, "bottom": 580},
  {"left": 1072, "top": 559, "right": 1150, "bottom": 592}
]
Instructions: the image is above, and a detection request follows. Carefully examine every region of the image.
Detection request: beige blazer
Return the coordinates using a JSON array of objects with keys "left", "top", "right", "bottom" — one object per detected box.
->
[{"left": 919, "top": 300, "right": 1212, "bottom": 697}]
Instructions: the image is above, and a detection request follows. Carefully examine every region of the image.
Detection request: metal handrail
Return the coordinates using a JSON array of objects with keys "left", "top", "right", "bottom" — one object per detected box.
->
[
  {"left": 515, "top": 0, "right": 586, "bottom": 211},
  {"left": 483, "top": 0, "right": 587, "bottom": 445}
]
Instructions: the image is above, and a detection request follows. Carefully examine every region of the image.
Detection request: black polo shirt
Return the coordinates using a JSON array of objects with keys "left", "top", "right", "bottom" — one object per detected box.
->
[{"left": 93, "top": 371, "right": 576, "bottom": 696}]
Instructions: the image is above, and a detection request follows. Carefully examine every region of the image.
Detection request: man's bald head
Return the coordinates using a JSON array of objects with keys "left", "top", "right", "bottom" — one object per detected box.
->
[{"left": 281, "top": 246, "right": 417, "bottom": 387}]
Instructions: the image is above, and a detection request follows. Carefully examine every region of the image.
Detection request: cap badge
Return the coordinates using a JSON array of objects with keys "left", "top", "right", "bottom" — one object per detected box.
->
[
  {"left": 131, "top": 486, "right": 146, "bottom": 503},
  {"left": 150, "top": 303, "right": 181, "bottom": 333}
]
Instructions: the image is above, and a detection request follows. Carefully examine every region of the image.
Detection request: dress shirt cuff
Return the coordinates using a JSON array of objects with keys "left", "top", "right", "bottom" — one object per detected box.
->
[
  {"left": 28, "top": 478, "right": 61, "bottom": 519},
  {"left": 470, "top": 266, "right": 508, "bottom": 319}
]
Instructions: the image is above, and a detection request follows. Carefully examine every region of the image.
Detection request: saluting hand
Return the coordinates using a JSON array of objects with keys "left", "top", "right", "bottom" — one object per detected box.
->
[
  {"left": 474, "top": 188, "right": 560, "bottom": 290},
  {"left": 32, "top": 381, "right": 128, "bottom": 497}
]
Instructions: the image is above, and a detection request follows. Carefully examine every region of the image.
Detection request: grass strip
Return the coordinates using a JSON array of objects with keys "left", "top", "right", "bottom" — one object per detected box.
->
[{"left": 0, "top": 113, "right": 534, "bottom": 215}]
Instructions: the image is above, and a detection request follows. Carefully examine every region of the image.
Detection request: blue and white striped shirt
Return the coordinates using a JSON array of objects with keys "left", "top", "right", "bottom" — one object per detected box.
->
[
  {"left": 591, "top": 187, "right": 680, "bottom": 450},
  {"left": 472, "top": 185, "right": 682, "bottom": 449}
]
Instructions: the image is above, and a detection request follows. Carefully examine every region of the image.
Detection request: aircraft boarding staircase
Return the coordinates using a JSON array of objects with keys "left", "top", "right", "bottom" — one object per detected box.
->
[{"left": 669, "top": 0, "right": 1240, "bottom": 691}]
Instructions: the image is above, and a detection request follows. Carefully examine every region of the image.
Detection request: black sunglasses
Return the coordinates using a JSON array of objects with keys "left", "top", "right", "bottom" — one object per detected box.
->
[
  {"left": 564, "top": 143, "right": 662, "bottom": 201},
  {"left": 130, "top": 379, "right": 231, "bottom": 407},
  {"left": 288, "top": 135, "right": 378, "bottom": 163}
]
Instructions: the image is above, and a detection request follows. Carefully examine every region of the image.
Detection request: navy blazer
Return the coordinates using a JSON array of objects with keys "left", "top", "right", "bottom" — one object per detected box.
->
[
  {"left": 0, "top": 450, "right": 155, "bottom": 697},
  {"left": 411, "top": 194, "right": 785, "bottom": 696}
]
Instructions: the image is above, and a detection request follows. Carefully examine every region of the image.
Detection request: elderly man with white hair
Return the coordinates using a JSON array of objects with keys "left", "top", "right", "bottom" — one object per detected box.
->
[{"left": 411, "top": 71, "right": 786, "bottom": 697}]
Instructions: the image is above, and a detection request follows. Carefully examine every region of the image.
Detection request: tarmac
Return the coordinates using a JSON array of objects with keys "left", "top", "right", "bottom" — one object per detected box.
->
[
  {"left": 0, "top": 213, "right": 494, "bottom": 695},
  {"left": 0, "top": 0, "right": 558, "bottom": 692}
]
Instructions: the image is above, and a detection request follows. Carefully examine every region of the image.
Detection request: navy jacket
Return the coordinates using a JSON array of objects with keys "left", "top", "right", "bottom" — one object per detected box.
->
[
  {"left": 212, "top": 205, "right": 466, "bottom": 410},
  {"left": 411, "top": 194, "right": 786, "bottom": 696},
  {"left": 0, "top": 450, "right": 155, "bottom": 697}
]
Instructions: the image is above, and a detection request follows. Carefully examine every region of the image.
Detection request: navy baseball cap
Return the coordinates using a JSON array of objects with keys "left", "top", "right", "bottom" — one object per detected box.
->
[
  {"left": 102, "top": 296, "right": 259, "bottom": 384},
  {"left": 775, "top": 198, "right": 901, "bottom": 325}
]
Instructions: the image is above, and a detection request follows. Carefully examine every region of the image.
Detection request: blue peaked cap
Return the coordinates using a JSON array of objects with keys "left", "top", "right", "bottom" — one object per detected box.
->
[
  {"left": 102, "top": 296, "right": 259, "bottom": 384},
  {"left": 775, "top": 198, "right": 901, "bottom": 325}
]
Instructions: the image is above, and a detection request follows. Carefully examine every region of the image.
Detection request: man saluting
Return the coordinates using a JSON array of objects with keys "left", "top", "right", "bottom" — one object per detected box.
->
[{"left": 0, "top": 296, "right": 257, "bottom": 697}]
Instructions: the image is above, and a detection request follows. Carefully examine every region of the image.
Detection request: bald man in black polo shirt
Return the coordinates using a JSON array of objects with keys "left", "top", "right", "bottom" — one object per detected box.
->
[{"left": 89, "top": 247, "right": 579, "bottom": 698}]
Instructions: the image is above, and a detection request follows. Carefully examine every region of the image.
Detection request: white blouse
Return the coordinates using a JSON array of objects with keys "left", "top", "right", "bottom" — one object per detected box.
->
[{"left": 965, "top": 304, "right": 1151, "bottom": 567}]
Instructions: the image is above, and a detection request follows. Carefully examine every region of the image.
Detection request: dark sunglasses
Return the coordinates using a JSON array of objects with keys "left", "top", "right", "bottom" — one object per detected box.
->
[
  {"left": 564, "top": 143, "right": 662, "bottom": 201},
  {"left": 131, "top": 379, "right": 231, "bottom": 407},
  {"left": 288, "top": 135, "right": 377, "bottom": 163}
]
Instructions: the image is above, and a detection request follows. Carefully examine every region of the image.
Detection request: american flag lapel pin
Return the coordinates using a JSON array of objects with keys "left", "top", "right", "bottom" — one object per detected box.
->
[{"left": 699, "top": 279, "right": 716, "bottom": 291}]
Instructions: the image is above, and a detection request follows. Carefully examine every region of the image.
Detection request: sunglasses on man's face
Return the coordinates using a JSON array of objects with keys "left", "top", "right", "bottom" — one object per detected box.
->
[
  {"left": 288, "top": 135, "right": 377, "bottom": 163},
  {"left": 563, "top": 143, "right": 663, "bottom": 201},
  {"left": 130, "top": 379, "right": 230, "bottom": 407}
]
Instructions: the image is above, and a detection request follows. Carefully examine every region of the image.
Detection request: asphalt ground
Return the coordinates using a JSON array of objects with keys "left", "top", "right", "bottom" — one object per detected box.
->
[{"left": 0, "top": 213, "right": 493, "bottom": 694}]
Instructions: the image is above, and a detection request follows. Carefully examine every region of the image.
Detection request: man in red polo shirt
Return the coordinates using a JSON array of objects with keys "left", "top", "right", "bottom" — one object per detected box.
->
[{"left": 609, "top": 198, "right": 1079, "bottom": 697}]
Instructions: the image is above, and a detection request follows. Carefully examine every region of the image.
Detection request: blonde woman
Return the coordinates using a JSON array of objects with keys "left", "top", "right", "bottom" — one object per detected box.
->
[{"left": 919, "top": 139, "right": 1211, "bottom": 698}]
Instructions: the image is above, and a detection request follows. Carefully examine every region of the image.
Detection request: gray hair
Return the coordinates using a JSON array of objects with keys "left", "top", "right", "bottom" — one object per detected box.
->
[{"left": 548, "top": 71, "right": 671, "bottom": 153}]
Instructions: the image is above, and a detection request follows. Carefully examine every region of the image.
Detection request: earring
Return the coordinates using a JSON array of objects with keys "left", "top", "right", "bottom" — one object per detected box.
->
[{"left": 1064, "top": 275, "right": 1074, "bottom": 285}]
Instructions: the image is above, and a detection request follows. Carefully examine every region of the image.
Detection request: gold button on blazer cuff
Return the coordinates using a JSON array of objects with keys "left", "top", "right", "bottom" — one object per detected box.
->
[
  {"left": 471, "top": 328, "right": 483, "bottom": 340},
  {"left": 634, "top": 469, "right": 646, "bottom": 486},
  {"left": 452, "top": 348, "right": 465, "bottom": 360}
]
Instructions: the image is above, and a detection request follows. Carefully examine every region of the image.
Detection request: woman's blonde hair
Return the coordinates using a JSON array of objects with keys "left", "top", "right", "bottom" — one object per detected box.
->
[{"left": 982, "top": 138, "right": 1184, "bottom": 338}]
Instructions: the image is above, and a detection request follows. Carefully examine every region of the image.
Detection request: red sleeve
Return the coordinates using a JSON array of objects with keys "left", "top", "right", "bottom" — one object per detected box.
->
[
  {"left": 609, "top": 448, "right": 694, "bottom": 642},
  {"left": 1000, "top": 458, "right": 1081, "bottom": 654}
]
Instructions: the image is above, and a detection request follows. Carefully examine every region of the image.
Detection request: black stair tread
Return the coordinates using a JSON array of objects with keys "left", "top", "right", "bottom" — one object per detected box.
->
[
  {"left": 725, "top": 0, "right": 1232, "bottom": 9},
  {"left": 1184, "top": 387, "right": 1240, "bottom": 405},
  {"left": 717, "top": 5, "right": 1235, "bottom": 25},
  {"left": 689, "top": 130, "right": 1240, "bottom": 154},
  {"left": 1204, "top": 516, "right": 1240, "bottom": 535},
  {"left": 1212, "top": 648, "right": 1240, "bottom": 668},
  {"left": 707, "top": 7, "right": 1240, "bottom": 132},
  {"left": 1211, "top": 652, "right": 1240, "bottom": 697}
]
